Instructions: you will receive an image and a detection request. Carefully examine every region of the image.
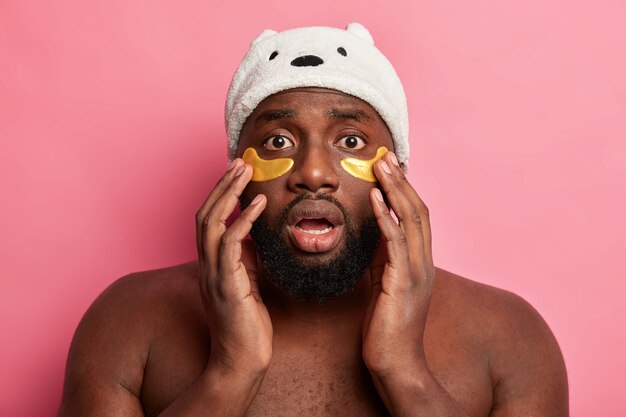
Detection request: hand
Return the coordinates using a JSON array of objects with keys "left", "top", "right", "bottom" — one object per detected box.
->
[
  {"left": 362, "top": 151, "right": 435, "bottom": 376},
  {"left": 195, "top": 159, "right": 272, "bottom": 376}
]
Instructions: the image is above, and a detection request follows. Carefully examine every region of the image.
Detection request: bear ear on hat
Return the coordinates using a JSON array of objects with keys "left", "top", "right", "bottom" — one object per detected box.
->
[
  {"left": 346, "top": 22, "right": 374, "bottom": 45},
  {"left": 251, "top": 29, "right": 277, "bottom": 46}
]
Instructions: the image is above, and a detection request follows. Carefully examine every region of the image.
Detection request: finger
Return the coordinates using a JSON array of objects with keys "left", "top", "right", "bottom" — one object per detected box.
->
[
  {"left": 369, "top": 187, "right": 411, "bottom": 288},
  {"left": 373, "top": 158, "right": 426, "bottom": 270},
  {"left": 369, "top": 237, "right": 388, "bottom": 270},
  {"left": 241, "top": 238, "right": 261, "bottom": 297},
  {"left": 196, "top": 159, "right": 245, "bottom": 259},
  {"left": 218, "top": 194, "right": 266, "bottom": 298},
  {"left": 363, "top": 240, "right": 389, "bottom": 333},
  {"left": 367, "top": 240, "right": 387, "bottom": 296},
  {"left": 203, "top": 164, "right": 253, "bottom": 278},
  {"left": 382, "top": 152, "right": 433, "bottom": 263},
  {"left": 410, "top": 191, "right": 432, "bottom": 266}
]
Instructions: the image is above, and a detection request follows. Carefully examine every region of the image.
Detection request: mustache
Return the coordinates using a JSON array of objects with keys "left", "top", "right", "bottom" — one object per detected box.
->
[
  {"left": 283, "top": 193, "right": 348, "bottom": 221},
  {"left": 241, "top": 192, "right": 351, "bottom": 227}
]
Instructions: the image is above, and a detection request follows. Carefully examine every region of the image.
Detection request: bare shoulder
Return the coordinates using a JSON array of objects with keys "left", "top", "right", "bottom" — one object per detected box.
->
[
  {"left": 78, "top": 261, "right": 201, "bottom": 343},
  {"left": 431, "top": 268, "right": 569, "bottom": 415},
  {"left": 96, "top": 260, "right": 201, "bottom": 319},
  {"left": 59, "top": 261, "right": 202, "bottom": 415},
  {"left": 431, "top": 267, "right": 554, "bottom": 335}
]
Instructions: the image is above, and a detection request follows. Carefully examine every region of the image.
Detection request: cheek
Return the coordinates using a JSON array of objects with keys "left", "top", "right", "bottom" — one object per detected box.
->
[
  {"left": 338, "top": 172, "right": 377, "bottom": 222},
  {"left": 340, "top": 146, "right": 388, "bottom": 182},
  {"left": 241, "top": 178, "right": 287, "bottom": 226},
  {"left": 242, "top": 148, "right": 294, "bottom": 182},
  {"left": 242, "top": 181, "right": 274, "bottom": 206}
]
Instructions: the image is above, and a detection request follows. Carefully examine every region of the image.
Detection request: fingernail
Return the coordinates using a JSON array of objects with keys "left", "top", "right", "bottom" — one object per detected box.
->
[
  {"left": 250, "top": 194, "right": 263, "bottom": 205},
  {"left": 380, "top": 160, "right": 392, "bottom": 175},
  {"left": 234, "top": 164, "right": 246, "bottom": 177},
  {"left": 389, "top": 153, "right": 399, "bottom": 167},
  {"left": 227, "top": 159, "right": 237, "bottom": 170},
  {"left": 374, "top": 188, "right": 385, "bottom": 203}
]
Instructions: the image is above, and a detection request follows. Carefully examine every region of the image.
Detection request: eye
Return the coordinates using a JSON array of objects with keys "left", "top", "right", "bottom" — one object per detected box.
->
[
  {"left": 335, "top": 135, "right": 365, "bottom": 150},
  {"left": 337, "top": 47, "right": 347, "bottom": 56},
  {"left": 269, "top": 51, "right": 279, "bottom": 60},
  {"left": 264, "top": 135, "right": 294, "bottom": 150}
]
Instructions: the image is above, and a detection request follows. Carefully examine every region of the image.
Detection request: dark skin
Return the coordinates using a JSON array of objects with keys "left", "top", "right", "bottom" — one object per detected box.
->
[{"left": 58, "top": 88, "right": 568, "bottom": 417}]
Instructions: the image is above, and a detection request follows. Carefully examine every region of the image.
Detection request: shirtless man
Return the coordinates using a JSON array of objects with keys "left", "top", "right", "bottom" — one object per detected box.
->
[{"left": 58, "top": 23, "right": 568, "bottom": 416}]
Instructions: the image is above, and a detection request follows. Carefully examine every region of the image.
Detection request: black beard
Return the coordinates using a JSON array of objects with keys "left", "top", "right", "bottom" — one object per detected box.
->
[{"left": 241, "top": 193, "right": 381, "bottom": 303}]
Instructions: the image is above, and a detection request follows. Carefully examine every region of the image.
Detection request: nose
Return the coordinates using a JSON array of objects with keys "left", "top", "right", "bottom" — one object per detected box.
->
[{"left": 287, "top": 144, "right": 339, "bottom": 194}]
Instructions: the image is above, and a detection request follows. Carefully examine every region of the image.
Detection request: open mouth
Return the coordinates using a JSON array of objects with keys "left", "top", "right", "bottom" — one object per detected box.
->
[
  {"left": 295, "top": 218, "right": 335, "bottom": 235},
  {"left": 286, "top": 199, "right": 345, "bottom": 253}
]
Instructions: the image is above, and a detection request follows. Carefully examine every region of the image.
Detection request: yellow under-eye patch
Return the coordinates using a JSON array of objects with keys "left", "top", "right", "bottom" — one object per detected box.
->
[
  {"left": 340, "top": 146, "right": 389, "bottom": 182},
  {"left": 242, "top": 148, "right": 294, "bottom": 182}
]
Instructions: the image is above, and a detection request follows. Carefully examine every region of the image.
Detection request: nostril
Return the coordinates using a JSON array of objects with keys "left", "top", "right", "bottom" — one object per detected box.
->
[
  {"left": 294, "top": 182, "right": 336, "bottom": 193},
  {"left": 290, "top": 55, "right": 324, "bottom": 67}
]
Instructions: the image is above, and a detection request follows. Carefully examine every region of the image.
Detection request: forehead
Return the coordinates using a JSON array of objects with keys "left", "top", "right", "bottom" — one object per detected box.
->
[{"left": 247, "top": 87, "right": 385, "bottom": 125}]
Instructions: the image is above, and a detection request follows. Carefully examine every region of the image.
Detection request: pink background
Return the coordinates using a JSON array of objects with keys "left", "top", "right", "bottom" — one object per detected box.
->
[{"left": 1, "top": 0, "right": 625, "bottom": 415}]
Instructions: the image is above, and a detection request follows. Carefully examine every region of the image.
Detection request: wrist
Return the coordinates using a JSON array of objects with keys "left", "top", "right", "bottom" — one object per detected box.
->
[
  {"left": 368, "top": 362, "right": 471, "bottom": 417},
  {"left": 367, "top": 358, "right": 438, "bottom": 415},
  {"left": 207, "top": 353, "right": 271, "bottom": 380},
  {"left": 363, "top": 346, "right": 426, "bottom": 376},
  {"left": 366, "top": 352, "right": 434, "bottom": 393},
  {"left": 198, "top": 360, "right": 269, "bottom": 410}
]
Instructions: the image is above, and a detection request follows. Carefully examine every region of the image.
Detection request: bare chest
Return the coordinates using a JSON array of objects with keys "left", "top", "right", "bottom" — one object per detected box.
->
[
  {"left": 245, "top": 348, "right": 389, "bottom": 417},
  {"left": 140, "top": 318, "right": 493, "bottom": 417}
]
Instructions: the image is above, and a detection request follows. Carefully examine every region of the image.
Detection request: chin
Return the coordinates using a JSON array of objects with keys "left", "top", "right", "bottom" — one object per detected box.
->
[{"left": 286, "top": 241, "right": 348, "bottom": 267}]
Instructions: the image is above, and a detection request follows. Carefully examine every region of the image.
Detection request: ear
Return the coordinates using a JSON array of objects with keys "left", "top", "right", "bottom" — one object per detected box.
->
[
  {"left": 251, "top": 29, "right": 277, "bottom": 46},
  {"left": 346, "top": 22, "right": 374, "bottom": 45}
]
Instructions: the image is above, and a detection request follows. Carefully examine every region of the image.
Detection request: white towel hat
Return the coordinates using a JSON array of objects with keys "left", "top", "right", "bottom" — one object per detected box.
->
[{"left": 225, "top": 23, "right": 410, "bottom": 166}]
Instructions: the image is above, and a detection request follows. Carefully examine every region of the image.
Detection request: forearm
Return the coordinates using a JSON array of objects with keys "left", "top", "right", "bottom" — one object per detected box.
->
[
  {"left": 157, "top": 364, "right": 266, "bottom": 417},
  {"left": 369, "top": 361, "right": 470, "bottom": 417}
]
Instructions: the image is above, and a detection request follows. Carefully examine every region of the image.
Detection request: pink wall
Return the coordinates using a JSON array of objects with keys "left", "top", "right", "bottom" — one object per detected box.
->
[{"left": 1, "top": 0, "right": 624, "bottom": 415}]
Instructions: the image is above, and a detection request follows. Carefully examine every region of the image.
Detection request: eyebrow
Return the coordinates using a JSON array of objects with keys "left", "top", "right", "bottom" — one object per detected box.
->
[
  {"left": 328, "top": 109, "right": 373, "bottom": 124},
  {"left": 256, "top": 109, "right": 298, "bottom": 124}
]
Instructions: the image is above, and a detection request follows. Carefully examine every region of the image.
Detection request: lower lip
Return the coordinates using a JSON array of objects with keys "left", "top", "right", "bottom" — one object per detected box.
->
[{"left": 288, "top": 224, "right": 343, "bottom": 253}]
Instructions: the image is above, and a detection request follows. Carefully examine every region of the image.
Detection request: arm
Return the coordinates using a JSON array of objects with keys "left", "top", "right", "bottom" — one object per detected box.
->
[
  {"left": 57, "top": 276, "right": 148, "bottom": 417},
  {"left": 362, "top": 151, "right": 470, "bottom": 416},
  {"left": 363, "top": 151, "right": 568, "bottom": 416},
  {"left": 488, "top": 292, "right": 569, "bottom": 416},
  {"left": 57, "top": 275, "right": 266, "bottom": 417},
  {"left": 159, "top": 159, "right": 272, "bottom": 416},
  {"left": 59, "top": 159, "right": 272, "bottom": 417}
]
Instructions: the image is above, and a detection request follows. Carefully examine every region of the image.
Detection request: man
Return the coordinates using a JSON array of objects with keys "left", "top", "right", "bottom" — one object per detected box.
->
[{"left": 58, "top": 23, "right": 568, "bottom": 416}]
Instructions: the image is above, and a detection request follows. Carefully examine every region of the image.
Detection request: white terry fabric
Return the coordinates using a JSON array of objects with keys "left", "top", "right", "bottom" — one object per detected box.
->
[{"left": 225, "top": 23, "right": 410, "bottom": 166}]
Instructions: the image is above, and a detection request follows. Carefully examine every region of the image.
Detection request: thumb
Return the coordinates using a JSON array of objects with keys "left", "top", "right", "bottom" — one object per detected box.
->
[
  {"left": 241, "top": 238, "right": 260, "bottom": 293},
  {"left": 368, "top": 240, "right": 388, "bottom": 291}
]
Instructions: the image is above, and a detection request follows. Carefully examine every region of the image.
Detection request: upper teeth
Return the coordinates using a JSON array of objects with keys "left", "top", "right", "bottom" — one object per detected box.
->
[{"left": 296, "top": 225, "right": 334, "bottom": 235}]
